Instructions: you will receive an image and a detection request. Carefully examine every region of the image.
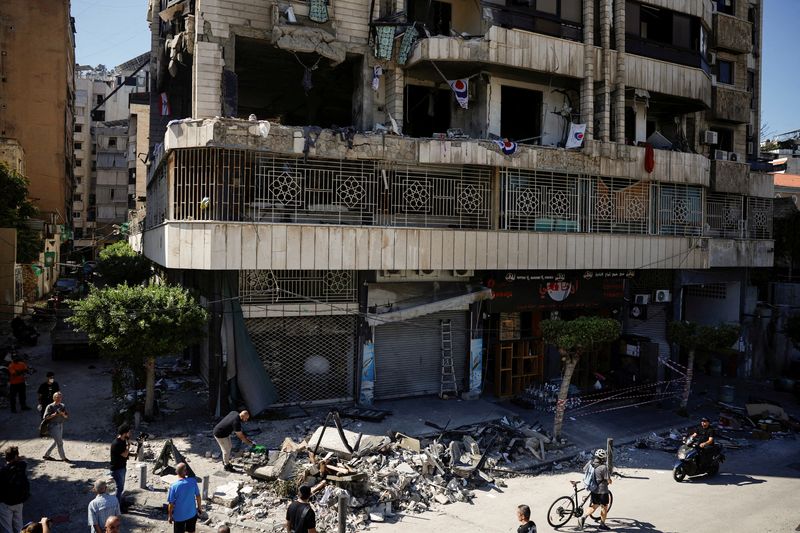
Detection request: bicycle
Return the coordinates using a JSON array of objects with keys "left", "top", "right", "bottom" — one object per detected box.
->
[{"left": 547, "top": 480, "right": 614, "bottom": 528}]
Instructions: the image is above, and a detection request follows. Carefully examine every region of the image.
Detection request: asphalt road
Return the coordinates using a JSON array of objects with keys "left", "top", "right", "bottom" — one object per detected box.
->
[{"left": 372, "top": 437, "right": 800, "bottom": 533}]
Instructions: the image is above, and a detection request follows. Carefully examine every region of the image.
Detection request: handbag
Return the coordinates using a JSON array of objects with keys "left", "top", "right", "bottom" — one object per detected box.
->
[{"left": 39, "top": 418, "right": 50, "bottom": 438}]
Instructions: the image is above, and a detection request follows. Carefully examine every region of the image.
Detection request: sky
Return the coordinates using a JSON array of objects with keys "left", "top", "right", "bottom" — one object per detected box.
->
[{"left": 72, "top": 0, "right": 799, "bottom": 140}]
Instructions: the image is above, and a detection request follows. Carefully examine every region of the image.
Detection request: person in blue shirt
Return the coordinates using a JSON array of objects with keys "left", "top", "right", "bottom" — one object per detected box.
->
[{"left": 167, "top": 463, "right": 201, "bottom": 533}]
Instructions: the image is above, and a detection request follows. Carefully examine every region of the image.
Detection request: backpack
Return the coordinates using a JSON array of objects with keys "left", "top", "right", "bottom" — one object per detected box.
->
[
  {"left": 2, "top": 463, "right": 30, "bottom": 505},
  {"left": 583, "top": 461, "right": 599, "bottom": 493}
]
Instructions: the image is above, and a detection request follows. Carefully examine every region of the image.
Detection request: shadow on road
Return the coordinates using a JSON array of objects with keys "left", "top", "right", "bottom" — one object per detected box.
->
[
  {"left": 603, "top": 516, "right": 677, "bottom": 533},
  {"left": 695, "top": 472, "right": 767, "bottom": 486}
]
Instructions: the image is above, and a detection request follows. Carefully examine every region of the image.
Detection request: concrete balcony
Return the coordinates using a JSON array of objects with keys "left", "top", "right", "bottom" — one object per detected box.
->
[
  {"left": 709, "top": 238, "right": 773, "bottom": 268},
  {"left": 405, "top": 27, "right": 585, "bottom": 79},
  {"left": 711, "top": 160, "right": 773, "bottom": 198},
  {"left": 623, "top": 53, "right": 711, "bottom": 107},
  {"left": 712, "top": 85, "right": 751, "bottom": 123},
  {"left": 158, "top": 118, "right": 712, "bottom": 187},
  {"left": 713, "top": 12, "right": 752, "bottom": 54},
  {"left": 142, "top": 221, "right": 709, "bottom": 271}
]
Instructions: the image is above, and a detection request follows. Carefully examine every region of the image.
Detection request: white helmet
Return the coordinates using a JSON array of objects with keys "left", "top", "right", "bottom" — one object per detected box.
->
[{"left": 594, "top": 449, "right": 607, "bottom": 460}]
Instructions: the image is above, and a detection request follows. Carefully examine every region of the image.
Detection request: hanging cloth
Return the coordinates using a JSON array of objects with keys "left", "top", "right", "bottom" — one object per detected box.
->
[
  {"left": 372, "top": 65, "right": 383, "bottom": 91},
  {"left": 565, "top": 123, "right": 587, "bottom": 149},
  {"left": 494, "top": 139, "right": 518, "bottom": 156},
  {"left": 397, "top": 25, "right": 418, "bottom": 65},
  {"left": 447, "top": 79, "right": 469, "bottom": 109},
  {"left": 309, "top": 0, "right": 329, "bottom": 23},
  {"left": 644, "top": 143, "right": 655, "bottom": 173},
  {"left": 374, "top": 26, "right": 396, "bottom": 60}
]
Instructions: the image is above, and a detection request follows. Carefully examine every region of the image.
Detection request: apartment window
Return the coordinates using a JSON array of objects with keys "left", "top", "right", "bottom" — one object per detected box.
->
[
  {"left": 715, "top": 0, "right": 735, "bottom": 16},
  {"left": 717, "top": 60, "right": 734, "bottom": 85},
  {"left": 76, "top": 177, "right": 82, "bottom": 185},
  {"left": 74, "top": 228, "right": 84, "bottom": 239},
  {"left": 74, "top": 193, "right": 83, "bottom": 201},
  {"left": 92, "top": 161, "right": 97, "bottom": 171},
  {"left": 73, "top": 212, "right": 81, "bottom": 219},
  {"left": 110, "top": 189, "right": 115, "bottom": 200},
  {"left": 747, "top": 70, "right": 756, "bottom": 109},
  {"left": 536, "top": 0, "right": 557, "bottom": 15},
  {"left": 74, "top": 124, "right": 82, "bottom": 133},
  {"left": 712, "top": 128, "right": 734, "bottom": 152},
  {"left": 75, "top": 142, "right": 82, "bottom": 150},
  {"left": 96, "top": 94, "right": 104, "bottom": 106},
  {"left": 75, "top": 159, "right": 82, "bottom": 167},
  {"left": 109, "top": 137, "right": 117, "bottom": 148}
]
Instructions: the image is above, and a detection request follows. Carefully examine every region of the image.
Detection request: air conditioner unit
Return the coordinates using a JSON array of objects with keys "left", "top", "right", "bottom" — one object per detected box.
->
[
  {"left": 703, "top": 130, "right": 719, "bottom": 145},
  {"left": 655, "top": 290, "right": 672, "bottom": 303},
  {"left": 417, "top": 269, "right": 437, "bottom": 277},
  {"left": 729, "top": 152, "right": 742, "bottom": 162},
  {"left": 452, "top": 269, "right": 474, "bottom": 277},
  {"left": 714, "top": 149, "right": 729, "bottom": 160},
  {"left": 629, "top": 304, "right": 648, "bottom": 320},
  {"left": 634, "top": 294, "right": 651, "bottom": 305}
]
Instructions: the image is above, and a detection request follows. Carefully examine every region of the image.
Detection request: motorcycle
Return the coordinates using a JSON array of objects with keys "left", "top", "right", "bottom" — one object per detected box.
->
[{"left": 673, "top": 435, "right": 725, "bottom": 482}]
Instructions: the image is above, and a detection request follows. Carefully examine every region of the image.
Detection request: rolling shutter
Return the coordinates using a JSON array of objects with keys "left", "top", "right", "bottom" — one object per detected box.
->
[{"left": 373, "top": 310, "right": 468, "bottom": 399}]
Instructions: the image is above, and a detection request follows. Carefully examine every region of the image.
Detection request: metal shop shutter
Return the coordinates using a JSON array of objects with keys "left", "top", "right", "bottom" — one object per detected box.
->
[
  {"left": 373, "top": 310, "right": 468, "bottom": 400},
  {"left": 245, "top": 315, "right": 356, "bottom": 404},
  {"left": 625, "top": 303, "right": 670, "bottom": 378}
]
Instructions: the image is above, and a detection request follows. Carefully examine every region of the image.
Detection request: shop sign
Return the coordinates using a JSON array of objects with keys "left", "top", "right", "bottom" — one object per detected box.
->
[{"left": 487, "top": 271, "right": 628, "bottom": 312}]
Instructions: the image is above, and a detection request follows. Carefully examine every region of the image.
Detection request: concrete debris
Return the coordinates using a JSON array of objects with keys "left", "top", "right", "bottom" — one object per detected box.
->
[
  {"left": 249, "top": 451, "right": 296, "bottom": 481},
  {"left": 211, "top": 481, "right": 243, "bottom": 508}
]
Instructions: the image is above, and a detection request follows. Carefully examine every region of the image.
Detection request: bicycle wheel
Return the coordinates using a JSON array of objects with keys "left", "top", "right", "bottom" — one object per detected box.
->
[
  {"left": 607, "top": 491, "right": 613, "bottom": 512},
  {"left": 547, "top": 496, "right": 575, "bottom": 528}
]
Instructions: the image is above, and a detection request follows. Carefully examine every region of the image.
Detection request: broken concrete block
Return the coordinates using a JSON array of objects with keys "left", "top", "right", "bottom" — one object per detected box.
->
[
  {"left": 281, "top": 437, "right": 308, "bottom": 453},
  {"left": 308, "top": 426, "right": 388, "bottom": 459},
  {"left": 396, "top": 433, "right": 421, "bottom": 453},
  {"left": 462, "top": 436, "right": 480, "bottom": 456},
  {"left": 250, "top": 452, "right": 296, "bottom": 481},
  {"left": 395, "top": 462, "right": 415, "bottom": 475},
  {"left": 211, "top": 481, "right": 242, "bottom": 508},
  {"left": 434, "top": 493, "right": 451, "bottom": 505}
]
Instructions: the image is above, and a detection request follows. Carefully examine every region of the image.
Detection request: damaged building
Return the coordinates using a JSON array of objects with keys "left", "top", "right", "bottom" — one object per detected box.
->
[{"left": 137, "top": 0, "right": 773, "bottom": 414}]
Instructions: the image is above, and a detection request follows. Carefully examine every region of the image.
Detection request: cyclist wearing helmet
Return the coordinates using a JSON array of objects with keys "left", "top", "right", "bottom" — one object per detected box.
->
[{"left": 578, "top": 449, "right": 612, "bottom": 531}]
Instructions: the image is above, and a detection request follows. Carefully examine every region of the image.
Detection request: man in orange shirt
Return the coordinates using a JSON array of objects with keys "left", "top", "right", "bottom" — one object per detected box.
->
[{"left": 8, "top": 354, "right": 30, "bottom": 413}]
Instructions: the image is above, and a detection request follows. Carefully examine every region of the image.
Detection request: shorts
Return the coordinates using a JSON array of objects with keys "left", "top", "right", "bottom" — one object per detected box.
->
[
  {"left": 173, "top": 515, "right": 197, "bottom": 533},
  {"left": 590, "top": 492, "right": 610, "bottom": 506}
]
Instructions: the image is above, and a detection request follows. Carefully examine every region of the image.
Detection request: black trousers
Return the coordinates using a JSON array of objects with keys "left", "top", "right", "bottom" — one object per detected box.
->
[{"left": 9, "top": 383, "right": 27, "bottom": 411}]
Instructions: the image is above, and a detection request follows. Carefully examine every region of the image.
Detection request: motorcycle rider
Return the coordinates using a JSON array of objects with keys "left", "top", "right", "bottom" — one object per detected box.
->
[{"left": 689, "top": 416, "right": 716, "bottom": 466}]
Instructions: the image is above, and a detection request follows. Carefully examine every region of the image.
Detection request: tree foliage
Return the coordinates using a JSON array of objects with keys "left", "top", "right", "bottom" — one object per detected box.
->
[
  {"left": 541, "top": 316, "right": 622, "bottom": 356},
  {"left": 67, "top": 283, "right": 208, "bottom": 366},
  {"left": 0, "top": 162, "right": 42, "bottom": 262},
  {"left": 96, "top": 241, "right": 152, "bottom": 287},
  {"left": 668, "top": 321, "right": 740, "bottom": 352}
]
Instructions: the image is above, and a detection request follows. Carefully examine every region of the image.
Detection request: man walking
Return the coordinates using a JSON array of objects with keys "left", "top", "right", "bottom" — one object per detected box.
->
[
  {"left": 212, "top": 410, "right": 254, "bottom": 472},
  {"left": 104, "top": 516, "right": 121, "bottom": 533},
  {"left": 579, "top": 449, "right": 612, "bottom": 531},
  {"left": 0, "top": 446, "right": 30, "bottom": 533},
  {"left": 167, "top": 463, "right": 201, "bottom": 533},
  {"left": 515, "top": 504, "right": 537, "bottom": 533},
  {"left": 110, "top": 425, "right": 131, "bottom": 507},
  {"left": 36, "top": 372, "right": 60, "bottom": 419},
  {"left": 88, "top": 480, "right": 120, "bottom": 533},
  {"left": 285, "top": 485, "right": 316, "bottom": 533},
  {"left": 42, "top": 392, "right": 70, "bottom": 462},
  {"left": 8, "top": 354, "right": 30, "bottom": 413}
]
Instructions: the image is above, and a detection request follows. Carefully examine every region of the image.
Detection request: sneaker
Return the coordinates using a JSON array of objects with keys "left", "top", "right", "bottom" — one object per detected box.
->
[
  {"left": 223, "top": 464, "right": 235, "bottom": 472},
  {"left": 577, "top": 517, "right": 585, "bottom": 530},
  {"left": 599, "top": 524, "right": 611, "bottom": 531},
  {"left": 42, "top": 455, "right": 54, "bottom": 461},
  {"left": 591, "top": 516, "right": 602, "bottom": 522}
]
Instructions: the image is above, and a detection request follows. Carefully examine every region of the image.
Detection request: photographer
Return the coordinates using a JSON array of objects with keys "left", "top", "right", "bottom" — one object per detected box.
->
[{"left": 110, "top": 425, "right": 131, "bottom": 508}]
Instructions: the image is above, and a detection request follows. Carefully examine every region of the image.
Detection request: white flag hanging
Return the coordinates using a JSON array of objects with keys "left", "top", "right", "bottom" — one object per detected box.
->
[
  {"left": 448, "top": 79, "right": 469, "bottom": 109},
  {"left": 565, "top": 123, "right": 586, "bottom": 149}
]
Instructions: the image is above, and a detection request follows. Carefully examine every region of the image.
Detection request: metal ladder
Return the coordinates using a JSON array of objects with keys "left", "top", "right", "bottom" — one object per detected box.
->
[{"left": 439, "top": 319, "right": 458, "bottom": 398}]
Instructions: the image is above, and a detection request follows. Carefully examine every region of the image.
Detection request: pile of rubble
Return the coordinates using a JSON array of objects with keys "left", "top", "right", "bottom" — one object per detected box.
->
[{"left": 210, "top": 414, "right": 563, "bottom": 531}]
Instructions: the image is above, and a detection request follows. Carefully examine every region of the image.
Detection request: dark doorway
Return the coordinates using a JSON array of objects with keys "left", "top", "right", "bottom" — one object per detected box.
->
[
  {"left": 235, "top": 37, "right": 356, "bottom": 128},
  {"left": 408, "top": 0, "right": 452, "bottom": 36},
  {"left": 404, "top": 85, "right": 451, "bottom": 138},
  {"left": 500, "top": 86, "right": 543, "bottom": 143}
]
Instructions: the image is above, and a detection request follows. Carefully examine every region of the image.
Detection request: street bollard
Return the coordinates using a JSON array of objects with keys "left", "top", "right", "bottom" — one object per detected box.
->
[
  {"left": 606, "top": 437, "right": 614, "bottom": 475},
  {"left": 138, "top": 463, "right": 147, "bottom": 489},
  {"left": 338, "top": 492, "right": 348, "bottom": 533},
  {"left": 202, "top": 475, "right": 210, "bottom": 500}
]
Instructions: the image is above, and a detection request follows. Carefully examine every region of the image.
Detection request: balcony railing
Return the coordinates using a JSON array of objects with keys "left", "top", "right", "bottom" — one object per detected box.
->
[
  {"left": 625, "top": 35, "right": 710, "bottom": 74},
  {"left": 145, "top": 147, "right": 773, "bottom": 240},
  {"left": 481, "top": 3, "right": 583, "bottom": 42}
]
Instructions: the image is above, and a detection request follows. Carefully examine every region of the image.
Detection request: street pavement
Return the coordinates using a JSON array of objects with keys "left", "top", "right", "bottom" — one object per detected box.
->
[{"left": 372, "top": 436, "right": 800, "bottom": 533}]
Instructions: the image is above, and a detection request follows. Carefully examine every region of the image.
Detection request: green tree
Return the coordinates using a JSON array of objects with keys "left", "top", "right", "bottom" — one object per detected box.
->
[
  {"left": 0, "top": 162, "right": 42, "bottom": 262},
  {"left": 68, "top": 284, "right": 208, "bottom": 418},
  {"left": 540, "top": 316, "right": 622, "bottom": 439},
  {"left": 668, "top": 321, "right": 740, "bottom": 409},
  {"left": 96, "top": 241, "right": 152, "bottom": 286}
]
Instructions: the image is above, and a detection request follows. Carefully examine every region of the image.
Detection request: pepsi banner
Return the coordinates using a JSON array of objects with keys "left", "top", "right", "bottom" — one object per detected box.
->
[
  {"left": 495, "top": 139, "right": 518, "bottom": 156},
  {"left": 448, "top": 79, "right": 469, "bottom": 109},
  {"left": 565, "top": 123, "right": 586, "bottom": 149}
]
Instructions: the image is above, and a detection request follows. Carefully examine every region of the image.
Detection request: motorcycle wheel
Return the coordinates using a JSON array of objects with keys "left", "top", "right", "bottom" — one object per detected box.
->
[{"left": 673, "top": 465, "right": 686, "bottom": 482}]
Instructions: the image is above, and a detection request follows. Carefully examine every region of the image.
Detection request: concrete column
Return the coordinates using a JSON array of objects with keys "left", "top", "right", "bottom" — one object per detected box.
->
[
  {"left": 581, "top": 0, "right": 595, "bottom": 140},
  {"left": 600, "top": 0, "right": 612, "bottom": 143},
  {"left": 614, "top": 0, "right": 626, "bottom": 143}
]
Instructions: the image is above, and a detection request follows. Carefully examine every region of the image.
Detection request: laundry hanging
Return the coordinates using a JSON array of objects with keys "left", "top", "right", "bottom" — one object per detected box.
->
[
  {"left": 372, "top": 65, "right": 383, "bottom": 91},
  {"left": 397, "top": 25, "right": 418, "bottom": 65},
  {"left": 374, "top": 26, "right": 396, "bottom": 60},
  {"left": 495, "top": 139, "right": 518, "bottom": 156},
  {"left": 448, "top": 79, "right": 469, "bottom": 109},
  {"left": 159, "top": 92, "right": 171, "bottom": 116},
  {"left": 308, "top": 0, "right": 329, "bottom": 23}
]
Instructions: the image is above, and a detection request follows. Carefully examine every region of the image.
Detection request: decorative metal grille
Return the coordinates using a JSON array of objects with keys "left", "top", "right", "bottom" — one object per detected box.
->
[
  {"left": 705, "top": 193, "right": 744, "bottom": 238},
  {"left": 657, "top": 184, "right": 703, "bottom": 236},
  {"left": 239, "top": 270, "right": 357, "bottom": 305},
  {"left": 503, "top": 169, "right": 580, "bottom": 231},
  {"left": 245, "top": 316, "right": 355, "bottom": 404},
  {"left": 589, "top": 177, "right": 650, "bottom": 234},
  {"left": 145, "top": 166, "right": 167, "bottom": 228},
  {"left": 685, "top": 283, "right": 727, "bottom": 299},
  {"left": 746, "top": 197, "right": 773, "bottom": 239}
]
